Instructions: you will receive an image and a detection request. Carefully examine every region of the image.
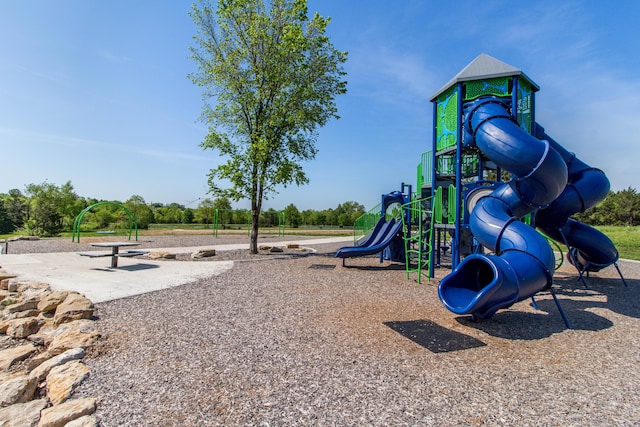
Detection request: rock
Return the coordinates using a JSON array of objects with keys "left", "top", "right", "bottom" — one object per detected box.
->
[
  {"left": 4, "top": 297, "right": 39, "bottom": 314},
  {"left": 0, "top": 290, "right": 12, "bottom": 303},
  {"left": 269, "top": 246, "right": 284, "bottom": 253},
  {"left": 0, "top": 336, "right": 13, "bottom": 350},
  {"left": 148, "top": 251, "right": 176, "bottom": 260},
  {"left": 0, "top": 275, "right": 17, "bottom": 292},
  {"left": 258, "top": 245, "right": 271, "bottom": 251},
  {"left": 45, "top": 360, "right": 90, "bottom": 405},
  {"left": 191, "top": 249, "right": 216, "bottom": 259},
  {"left": 63, "top": 415, "right": 99, "bottom": 427},
  {"left": 38, "top": 397, "right": 97, "bottom": 427},
  {"left": 0, "top": 398, "right": 48, "bottom": 427},
  {"left": 51, "top": 320, "right": 95, "bottom": 338},
  {"left": 0, "top": 279, "right": 100, "bottom": 423},
  {"left": 0, "top": 371, "right": 22, "bottom": 386},
  {"left": 17, "top": 282, "right": 50, "bottom": 299},
  {"left": 47, "top": 321, "right": 100, "bottom": 356},
  {"left": 28, "top": 348, "right": 86, "bottom": 383},
  {"left": 0, "top": 374, "right": 37, "bottom": 407},
  {"left": 0, "top": 295, "right": 18, "bottom": 310},
  {"left": 22, "top": 350, "right": 54, "bottom": 372},
  {"left": 286, "top": 243, "right": 300, "bottom": 249},
  {"left": 37, "top": 291, "right": 69, "bottom": 314},
  {"left": 27, "top": 325, "right": 58, "bottom": 347},
  {"left": 5, "top": 317, "right": 42, "bottom": 339},
  {"left": 8, "top": 309, "right": 40, "bottom": 320},
  {"left": 0, "top": 343, "right": 37, "bottom": 371},
  {"left": 53, "top": 293, "right": 94, "bottom": 326}
]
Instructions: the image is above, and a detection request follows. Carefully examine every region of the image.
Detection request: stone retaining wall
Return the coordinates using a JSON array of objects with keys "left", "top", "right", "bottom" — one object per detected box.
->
[{"left": 0, "top": 270, "right": 100, "bottom": 427}]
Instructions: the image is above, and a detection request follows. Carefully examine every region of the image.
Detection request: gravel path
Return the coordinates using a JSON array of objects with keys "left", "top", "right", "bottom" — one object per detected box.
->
[{"left": 6, "top": 237, "right": 640, "bottom": 425}]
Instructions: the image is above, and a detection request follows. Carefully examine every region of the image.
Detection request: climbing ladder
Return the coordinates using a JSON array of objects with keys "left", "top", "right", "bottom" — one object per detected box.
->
[{"left": 402, "top": 196, "right": 433, "bottom": 284}]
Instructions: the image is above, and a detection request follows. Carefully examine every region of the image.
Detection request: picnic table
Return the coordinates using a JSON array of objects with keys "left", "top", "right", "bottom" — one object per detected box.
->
[{"left": 78, "top": 242, "right": 148, "bottom": 268}]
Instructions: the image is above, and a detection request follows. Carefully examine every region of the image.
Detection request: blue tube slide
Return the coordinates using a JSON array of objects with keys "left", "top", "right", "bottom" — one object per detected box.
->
[
  {"left": 533, "top": 124, "right": 618, "bottom": 271},
  {"left": 335, "top": 218, "right": 403, "bottom": 259},
  {"left": 438, "top": 97, "right": 568, "bottom": 319}
]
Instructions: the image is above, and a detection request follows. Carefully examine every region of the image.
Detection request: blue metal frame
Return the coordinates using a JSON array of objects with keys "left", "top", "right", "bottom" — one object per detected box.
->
[
  {"left": 429, "top": 98, "right": 438, "bottom": 278},
  {"left": 453, "top": 82, "right": 463, "bottom": 269}
]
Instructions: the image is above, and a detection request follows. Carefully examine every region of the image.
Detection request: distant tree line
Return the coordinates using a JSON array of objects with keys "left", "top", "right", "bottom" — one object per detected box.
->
[
  {"left": 0, "top": 181, "right": 366, "bottom": 237},
  {"left": 573, "top": 187, "right": 640, "bottom": 227},
  {"left": 2, "top": 181, "right": 637, "bottom": 238}
]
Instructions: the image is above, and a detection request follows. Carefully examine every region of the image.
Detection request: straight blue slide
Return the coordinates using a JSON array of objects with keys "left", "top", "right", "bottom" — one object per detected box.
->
[{"left": 335, "top": 218, "right": 402, "bottom": 259}]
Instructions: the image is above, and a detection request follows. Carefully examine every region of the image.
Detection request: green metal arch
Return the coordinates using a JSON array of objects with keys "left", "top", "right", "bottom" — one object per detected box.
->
[{"left": 72, "top": 201, "right": 138, "bottom": 243}]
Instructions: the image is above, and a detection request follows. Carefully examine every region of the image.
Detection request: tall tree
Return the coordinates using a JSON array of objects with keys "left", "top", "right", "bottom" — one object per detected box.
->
[
  {"left": 2, "top": 189, "right": 28, "bottom": 231},
  {"left": 125, "top": 195, "right": 155, "bottom": 229},
  {"left": 614, "top": 187, "right": 640, "bottom": 226},
  {"left": 189, "top": 0, "right": 347, "bottom": 253},
  {"left": 24, "top": 182, "right": 65, "bottom": 237},
  {"left": 194, "top": 198, "right": 216, "bottom": 226},
  {"left": 283, "top": 203, "right": 301, "bottom": 228},
  {"left": 0, "top": 201, "right": 11, "bottom": 234}
]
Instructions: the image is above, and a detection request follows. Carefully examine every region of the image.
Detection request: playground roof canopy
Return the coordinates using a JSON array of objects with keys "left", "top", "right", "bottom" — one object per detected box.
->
[{"left": 430, "top": 53, "right": 540, "bottom": 101}]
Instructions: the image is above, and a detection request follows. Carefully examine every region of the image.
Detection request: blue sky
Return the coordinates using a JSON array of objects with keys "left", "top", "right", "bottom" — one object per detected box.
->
[{"left": 1, "top": 1, "right": 638, "bottom": 211}]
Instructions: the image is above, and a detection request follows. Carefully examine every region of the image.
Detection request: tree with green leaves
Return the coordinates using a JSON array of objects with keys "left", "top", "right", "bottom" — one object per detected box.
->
[
  {"left": 125, "top": 195, "right": 155, "bottom": 229},
  {"left": 3, "top": 189, "right": 28, "bottom": 231},
  {"left": 283, "top": 203, "right": 301, "bottom": 228},
  {"left": 0, "top": 201, "right": 11, "bottom": 234},
  {"left": 189, "top": 0, "right": 347, "bottom": 253},
  {"left": 335, "top": 201, "right": 365, "bottom": 226},
  {"left": 24, "top": 182, "right": 65, "bottom": 237},
  {"left": 613, "top": 187, "right": 640, "bottom": 226},
  {"left": 194, "top": 198, "right": 216, "bottom": 226}
]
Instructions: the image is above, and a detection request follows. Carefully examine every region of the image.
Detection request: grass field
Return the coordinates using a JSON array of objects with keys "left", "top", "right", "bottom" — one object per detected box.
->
[
  {"left": 595, "top": 226, "right": 640, "bottom": 261},
  {"left": 2, "top": 225, "right": 638, "bottom": 261}
]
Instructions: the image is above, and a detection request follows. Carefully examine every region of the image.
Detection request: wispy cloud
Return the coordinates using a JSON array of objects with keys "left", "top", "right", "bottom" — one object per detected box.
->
[
  {"left": 347, "top": 45, "right": 437, "bottom": 109},
  {"left": 98, "top": 49, "right": 132, "bottom": 65},
  {"left": 6, "top": 61, "right": 68, "bottom": 85},
  {"left": 533, "top": 65, "right": 640, "bottom": 192},
  {"left": 0, "top": 127, "right": 209, "bottom": 162}
]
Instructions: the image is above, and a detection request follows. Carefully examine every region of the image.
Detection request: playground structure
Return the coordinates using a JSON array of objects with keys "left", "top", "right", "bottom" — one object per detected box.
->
[
  {"left": 72, "top": 201, "right": 139, "bottom": 243},
  {"left": 338, "top": 54, "right": 627, "bottom": 325}
]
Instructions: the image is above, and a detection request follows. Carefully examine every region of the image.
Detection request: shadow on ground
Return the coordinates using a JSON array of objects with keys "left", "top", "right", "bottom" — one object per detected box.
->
[
  {"left": 453, "top": 274, "right": 639, "bottom": 340},
  {"left": 384, "top": 319, "right": 486, "bottom": 353}
]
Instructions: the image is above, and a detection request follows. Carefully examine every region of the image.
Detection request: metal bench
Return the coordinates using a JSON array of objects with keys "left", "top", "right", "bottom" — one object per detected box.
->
[
  {"left": 78, "top": 249, "right": 148, "bottom": 267},
  {"left": 77, "top": 252, "right": 113, "bottom": 258},
  {"left": 115, "top": 250, "right": 148, "bottom": 257}
]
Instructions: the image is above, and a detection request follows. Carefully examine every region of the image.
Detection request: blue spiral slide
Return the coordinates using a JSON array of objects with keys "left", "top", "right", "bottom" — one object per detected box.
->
[{"left": 438, "top": 97, "right": 618, "bottom": 320}]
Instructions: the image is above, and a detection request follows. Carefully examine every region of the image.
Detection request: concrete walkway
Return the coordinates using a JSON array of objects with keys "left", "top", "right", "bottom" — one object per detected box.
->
[{"left": 0, "top": 236, "right": 352, "bottom": 303}]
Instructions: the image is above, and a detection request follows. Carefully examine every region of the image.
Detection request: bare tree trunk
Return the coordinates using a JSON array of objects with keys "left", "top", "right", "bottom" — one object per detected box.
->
[
  {"left": 250, "top": 185, "right": 262, "bottom": 254},
  {"left": 250, "top": 207, "right": 259, "bottom": 254}
]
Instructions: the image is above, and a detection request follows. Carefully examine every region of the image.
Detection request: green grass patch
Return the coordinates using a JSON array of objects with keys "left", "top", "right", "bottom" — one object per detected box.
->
[{"left": 596, "top": 226, "right": 640, "bottom": 261}]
